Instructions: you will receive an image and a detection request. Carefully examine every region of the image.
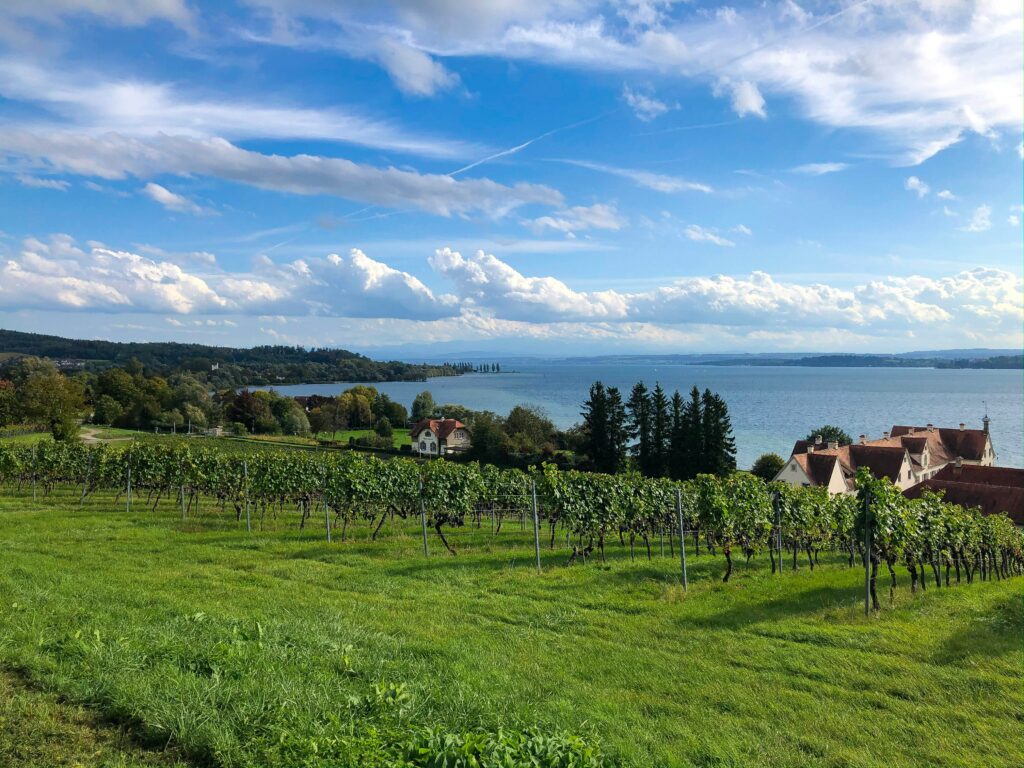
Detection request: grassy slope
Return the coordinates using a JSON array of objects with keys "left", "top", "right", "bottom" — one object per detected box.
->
[{"left": 0, "top": 490, "right": 1021, "bottom": 768}]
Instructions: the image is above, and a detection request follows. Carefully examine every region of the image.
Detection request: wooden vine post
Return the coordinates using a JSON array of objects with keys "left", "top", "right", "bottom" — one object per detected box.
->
[
  {"left": 676, "top": 487, "right": 688, "bottom": 591},
  {"left": 531, "top": 480, "right": 541, "bottom": 573}
]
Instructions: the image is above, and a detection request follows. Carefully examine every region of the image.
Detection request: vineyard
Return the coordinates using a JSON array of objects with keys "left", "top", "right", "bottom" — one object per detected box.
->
[
  {"left": 1, "top": 437, "right": 1022, "bottom": 767},
  {"left": 2, "top": 439, "right": 1021, "bottom": 607}
]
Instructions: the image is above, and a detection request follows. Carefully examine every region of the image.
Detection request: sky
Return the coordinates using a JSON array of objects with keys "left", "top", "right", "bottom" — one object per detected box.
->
[{"left": 0, "top": 0, "right": 1021, "bottom": 357}]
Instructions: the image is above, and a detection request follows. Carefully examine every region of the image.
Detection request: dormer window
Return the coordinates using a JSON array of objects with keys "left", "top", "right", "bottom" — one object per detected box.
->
[{"left": 423, "top": 430, "right": 431, "bottom": 438}]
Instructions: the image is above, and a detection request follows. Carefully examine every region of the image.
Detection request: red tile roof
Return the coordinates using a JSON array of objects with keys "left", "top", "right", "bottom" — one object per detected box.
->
[
  {"left": 905, "top": 480, "right": 1024, "bottom": 525},
  {"left": 932, "top": 464, "right": 1024, "bottom": 487},
  {"left": 410, "top": 418, "right": 469, "bottom": 440}
]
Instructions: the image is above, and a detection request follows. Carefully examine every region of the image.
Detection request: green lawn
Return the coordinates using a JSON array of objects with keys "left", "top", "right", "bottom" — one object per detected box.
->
[
  {"left": 0, "top": 489, "right": 1020, "bottom": 767},
  {"left": 315, "top": 428, "right": 413, "bottom": 447}
]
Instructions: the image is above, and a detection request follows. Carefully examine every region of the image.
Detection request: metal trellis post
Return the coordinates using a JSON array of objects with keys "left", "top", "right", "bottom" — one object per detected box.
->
[
  {"left": 864, "top": 487, "right": 871, "bottom": 616},
  {"left": 419, "top": 482, "right": 429, "bottom": 558},
  {"left": 676, "top": 487, "right": 688, "bottom": 591},
  {"left": 531, "top": 481, "right": 541, "bottom": 573},
  {"left": 243, "top": 460, "right": 251, "bottom": 533}
]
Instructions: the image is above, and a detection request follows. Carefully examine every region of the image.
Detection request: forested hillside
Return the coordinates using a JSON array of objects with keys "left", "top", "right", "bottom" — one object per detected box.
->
[{"left": 0, "top": 329, "right": 460, "bottom": 385}]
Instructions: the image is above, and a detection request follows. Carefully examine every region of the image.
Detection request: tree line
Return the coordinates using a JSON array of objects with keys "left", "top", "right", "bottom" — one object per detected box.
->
[{"left": 579, "top": 381, "right": 736, "bottom": 478}]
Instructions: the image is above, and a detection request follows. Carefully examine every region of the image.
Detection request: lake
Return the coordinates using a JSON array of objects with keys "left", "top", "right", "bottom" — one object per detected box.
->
[{"left": 263, "top": 363, "right": 1024, "bottom": 469}]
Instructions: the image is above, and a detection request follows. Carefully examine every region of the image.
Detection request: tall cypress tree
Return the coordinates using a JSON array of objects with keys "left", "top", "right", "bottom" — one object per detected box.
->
[
  {"left": 581, "top": 381, "right": 608, "bottom": 471},
  {"left": 604, "top": 386, "right": 629, "bottom": 474},
  {"left": 700, "top": 389, "right": 737, "bottom": 476},
  {"left": 668, "top": 389, "right": 685, "bottom": 480},
  {"left": 680, "top": 385, "right": 703, "bottom": 480},
  {"left": 626, "top": 382, "right": 653, "bottom": 476},
  {"left": 651, "top": 383, "right": 670, "bottom": 477}
]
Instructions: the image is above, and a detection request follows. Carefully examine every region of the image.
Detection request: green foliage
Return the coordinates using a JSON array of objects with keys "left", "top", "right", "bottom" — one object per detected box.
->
[
  {"left": 406, "top": 726, "right": 607, "bottom": 768},
  {"left": 750, "top": 452, "right": 785, "bottom": 482},
  {"left": 804, "top": 424, "right": 853, "bottom": 446}
]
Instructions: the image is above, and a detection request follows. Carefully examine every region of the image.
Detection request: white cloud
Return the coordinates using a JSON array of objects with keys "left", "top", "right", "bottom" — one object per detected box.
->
[
  {"left": 0, "top": 59, "right": 480, "bottom": 160},
  {"left": 790, "top": 162, "right": 849, "bottom": 176},
  {"left": 622, "top": 85, "right": 674, "bottom": 121},
  {"left": 15, "top": 174, "right": 68, "bottom": 190},
  {"left": 251, "top": 0, "right": 1022, "bottom": 164},
  {"left": 715, "top": 78, "right": 766, "bottom": 119},
  {"left": 960, "top": 205, "right": 992, "bottom": 232},
  {"left": 904, "top": 176, "right": 930, "bottom": 198},
  {"left": 936, "top": 189, "right": 957, "bottom": 200},
  {"left": 1010, "top": 215, "right": 1020, "bottom": 227},
  {"left": 528, "top": 202, "right": 626, "bottom": 236},
  {"left": 372, "top": 39, "right": 461, "bottom": 97},
  {"left": 684, "top": 225, "right": 735, "bottom": 247},
  {"left": 0, "top": 235, "right": 459, "bottom": 321},
  {"left": 0, "top": 0, "right": 192, "bottom": 29},
  {"left": 428, "top": 247, "right": 1022, "bottom": 337},
  {"left": 141, "top": 182, "right": 214, "bottom": 216},
  {"left": 732, "top": 224, "right": 752, "bottom": 236},
  {"left": 0, "top": 131, "right": 562, "bottom": 218},
  {"left": 559, "top": 159, "right": 712, "bottom": 193}
]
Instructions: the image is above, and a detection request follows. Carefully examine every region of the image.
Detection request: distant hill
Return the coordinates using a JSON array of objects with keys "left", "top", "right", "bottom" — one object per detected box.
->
[{"left": 0, "top": 329, "right": 462, "bottom": 386}]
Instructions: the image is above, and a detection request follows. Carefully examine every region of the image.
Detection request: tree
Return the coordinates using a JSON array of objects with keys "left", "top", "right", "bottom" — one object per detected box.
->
[
  {"left": 751, "top": 453, "right": 786, "bottom": 482},
  {"left": 668, "top": 390, "right": 685, "bottom": 480},
  {"left": 678, "top": 386, "right": 703, "bottom": 480},
  {"left": 0, "top": 380, "right": 19, "bottom": 426},
  {"left": 626, "top": 382, "right": 653, "bottom": 475},
  {"left": 650, "top": 383, "right": 670, "bottom": 477},
  {"left": 375, "top": 416, "right": 393, "bottom": 438},
  {"left": 700, "top": 389, "right": 736, "bottom": 476},
  {"left": 468, "top": 411, "right": 512, "bottom": 464},
  {"left": 804, "top": 424, "right": 852, "bottom": 446},
  {"left": 16, "top": 359, "right": 84, "bottom": 441},
  {"left": 412, "top": 390, "right": 436, "bottom": 421},
  {"left": 504, "top": 404, "right": 556, "bottom": 455}
]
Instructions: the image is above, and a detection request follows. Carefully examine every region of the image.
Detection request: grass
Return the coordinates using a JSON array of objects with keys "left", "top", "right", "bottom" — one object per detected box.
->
[
  {"left": 315, "top": 428, "right": 414, "bottom": 447},
  {"left": 0, "top": 487, "right": 1021, "bottom": 767}
]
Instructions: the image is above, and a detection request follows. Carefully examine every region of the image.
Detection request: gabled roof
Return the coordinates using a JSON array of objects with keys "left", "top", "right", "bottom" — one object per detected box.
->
[
  {"left": 932, "top": 464, "right": 1024, "bottom": 487},
  {"left": 905, "top": 480, "right": 1024, "bottom": 525},
  {"left": 791, "top": 451, "right": 849, "bottom": 487},
  {"left": 410, "top": 418, "right": 469, "bottom": 440},
  {"left": 890, "top": 425, "right": 989, "bottom": 461}
]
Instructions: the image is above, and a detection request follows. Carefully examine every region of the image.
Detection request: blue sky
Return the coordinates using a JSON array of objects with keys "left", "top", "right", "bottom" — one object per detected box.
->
[{"left": 0, "top": 0, "right": 1021, "bottom": 356}]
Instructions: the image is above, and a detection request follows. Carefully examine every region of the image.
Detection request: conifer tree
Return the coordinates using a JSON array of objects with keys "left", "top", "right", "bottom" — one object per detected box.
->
[
  {"left": 651, "top": 383, "right": 670, "bottom": 477},
  {"left": 627, "top": 382, "right": 653, "bottom": 476}
]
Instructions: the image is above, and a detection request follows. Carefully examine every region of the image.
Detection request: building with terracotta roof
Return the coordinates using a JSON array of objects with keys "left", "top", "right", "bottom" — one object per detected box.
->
[
  {"left": 410, "top": 418, "right": 471, "bottom": 457},
  {"left": 774, "top": 419, "right": 996, "bottom": 494},
  {"left": 904, "top": 462, "right": 1024, "bottom": 525}
]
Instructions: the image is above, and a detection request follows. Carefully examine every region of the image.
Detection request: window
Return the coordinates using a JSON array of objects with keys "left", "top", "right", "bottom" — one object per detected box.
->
[
  {"left": 419, "top": 441, "right": 426, "bottom": 450},
  {"left": 424, "top": 430, "right": 431, "bottom": 438},
  {"left": 789, "top": 464, "right": 796, "bottom": 472}
]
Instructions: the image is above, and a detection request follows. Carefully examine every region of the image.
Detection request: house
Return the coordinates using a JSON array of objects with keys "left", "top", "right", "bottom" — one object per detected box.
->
[
  {"left": 904, "top": 461, "right": 1024, "bottom": 525},
  {"left": 410, "top": 418, "right": 471, "bottom": 457},
  {"left": 774, "top": 419, "right": 996, "bottom": 494}
]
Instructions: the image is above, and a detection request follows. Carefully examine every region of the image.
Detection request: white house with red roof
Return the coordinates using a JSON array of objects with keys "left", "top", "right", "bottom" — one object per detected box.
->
[
  {"left": 773, "top": 419, "right": 995, "bottom": 494},
  {"left": 410, "top": 418, "right": 471, "bottom": 457}
]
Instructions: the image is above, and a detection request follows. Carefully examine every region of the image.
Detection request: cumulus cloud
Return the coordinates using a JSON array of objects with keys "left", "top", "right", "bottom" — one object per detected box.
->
[
  {"left": 528, "top": 202, "right": 626, "bottom": 237},
  {"left": 372, "top": 39, "right": 461, "bottom": 96},
  {"left": 0, "top": 131, "right": 561, "bottom": 218},
  {"left": 791, "top": 162, "right": 849, "bottom": 176},
  {"left": 141, "top": 182, "right": 214, "bottom": 216},
  {"left": 685, "top": 225, "right": 734, "bottom": 247},
  {"left": 0, "top": 235, "right": 458, "bottom": 320},
  {"left": 16, "top": 174, "right": 69, "bottom": 190},
  {"left": 426, "top": 247, "right": 1023, "bottom": 337},
  {"left": 714, "top": 78, "right": 766, "bottom": 119},
  {"left": 960, "top": 205, "right": 992, "bottom": 232},
  {"left": 905, "top": 176, "right": 930, "bottom": 197},
  {"left": 622, "top": 85, "right": 674, "bottom": 121},
  {"left": 559, "top": 159, "right": 712, "bottom": 194},
  {"left": 937, "top": 189, "right": 957, "bottom": 200}
]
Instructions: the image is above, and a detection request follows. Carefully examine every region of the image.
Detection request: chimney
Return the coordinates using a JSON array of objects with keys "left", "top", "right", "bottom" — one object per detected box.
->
[
  {"left": 859, "top": 434, "right": 867, "bottom": 444},
  {"left": 807, "top": 445, "right": 814, "bottom": 454},
  {"left": 983, "top": 415, "right": 990, "bottom": 435},
  {"left": 955, "top": 456, "right": 962, "bottom": 468},
  {"left": 814, "top": 434, "right": 823, "bottom": 445},
  {"left": 883, "top": 431, "right": 890, "bottom": 440},
  {"left": 828, "top": 440, "right": 838, "bottom": 450},
  {"left": 926, "top": 423, "right": 934, "bottom": 432},
  {"left": 959, "top": 422, "right": 965, "bottom": 431},
  {"left": 907, "top": 427, "right": 915, "bottom": 435}
]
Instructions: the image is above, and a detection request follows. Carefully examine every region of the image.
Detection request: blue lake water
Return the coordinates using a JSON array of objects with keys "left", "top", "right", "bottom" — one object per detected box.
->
[{"left": 264, "top": 363, "right": 1024, "bottom": 469}]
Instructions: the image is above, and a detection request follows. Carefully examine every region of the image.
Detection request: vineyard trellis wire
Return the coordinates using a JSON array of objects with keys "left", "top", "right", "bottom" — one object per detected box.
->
[{"left": 1, "top": 440, "right": 1021, "bottom": 607}]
